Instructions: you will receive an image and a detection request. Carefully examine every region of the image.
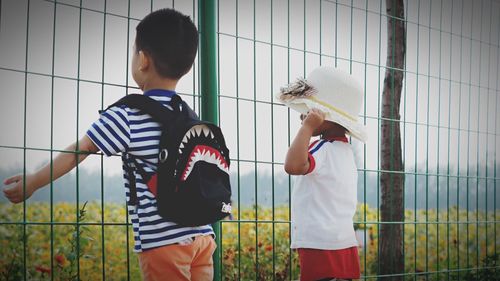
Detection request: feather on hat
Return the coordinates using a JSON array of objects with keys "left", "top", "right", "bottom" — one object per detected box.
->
[{"left": 277, "top": 67, "right": 367, "bottom": 142}]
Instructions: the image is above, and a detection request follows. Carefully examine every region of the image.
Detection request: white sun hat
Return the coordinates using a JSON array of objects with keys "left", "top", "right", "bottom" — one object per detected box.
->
[{"left": 277, "top": 66, "right": 367, "bottom": 142}]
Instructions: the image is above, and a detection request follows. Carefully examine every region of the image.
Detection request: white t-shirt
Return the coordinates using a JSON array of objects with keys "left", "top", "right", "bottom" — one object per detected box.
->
[{"left": 290, "top": 138, "right": 359, "bottom": 250}]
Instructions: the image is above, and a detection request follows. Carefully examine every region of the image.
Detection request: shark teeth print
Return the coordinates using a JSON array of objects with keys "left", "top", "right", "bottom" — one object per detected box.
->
[
  {"left": 180, "top": 145, "right": 229, "bottom": 181},
  {"left": 179, "top": 125, "right": 214, "bottom": 155}
]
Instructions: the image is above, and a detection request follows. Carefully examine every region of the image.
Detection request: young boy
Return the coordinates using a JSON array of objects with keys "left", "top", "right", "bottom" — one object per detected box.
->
[
  {"left": 3, "top": 8, "right": 216, "bottom": 281},
  {"left": 278, "top": 66, "right": 367, "bottom": 281}
]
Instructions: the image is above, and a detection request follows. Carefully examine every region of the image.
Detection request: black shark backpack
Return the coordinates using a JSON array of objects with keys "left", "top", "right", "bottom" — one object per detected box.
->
[{"left": 103, "top": 94, "right": 232, "bottom": 226}]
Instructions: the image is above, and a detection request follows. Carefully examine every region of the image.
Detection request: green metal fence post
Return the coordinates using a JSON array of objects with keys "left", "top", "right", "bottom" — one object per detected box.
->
[
  {"left": 199, "top": 1, "right": 218, "bottom": 122},
  {"left": 198, "top": 0, "right": 220, "bottom": 280}
]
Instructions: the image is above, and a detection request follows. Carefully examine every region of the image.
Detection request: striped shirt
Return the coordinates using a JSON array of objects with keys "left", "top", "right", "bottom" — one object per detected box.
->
[{"left": 87, "top": 89, "right": 214, "bottom": 252}]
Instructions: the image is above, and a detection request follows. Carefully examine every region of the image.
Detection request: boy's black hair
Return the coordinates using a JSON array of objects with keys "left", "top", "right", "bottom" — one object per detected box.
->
[{"left": 135, "top": 8, "right": 198, "bottom": 79}]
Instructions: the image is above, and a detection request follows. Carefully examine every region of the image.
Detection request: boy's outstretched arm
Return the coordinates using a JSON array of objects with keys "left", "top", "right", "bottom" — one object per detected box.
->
[
  {"left": 284, "top": 108, "right": 325, "bottom": 175},
  {"left": 3, "top": 135, "right": 99, "bottom": 203}
]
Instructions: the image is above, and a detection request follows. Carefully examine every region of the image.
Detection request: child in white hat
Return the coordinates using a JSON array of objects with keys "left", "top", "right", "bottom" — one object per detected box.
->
[{"left": 279, "top": 66, "right": 366, "bottom": 281}]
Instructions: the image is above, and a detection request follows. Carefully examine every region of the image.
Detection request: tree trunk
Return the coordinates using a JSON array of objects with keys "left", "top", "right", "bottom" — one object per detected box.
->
[{"left": 378, "top": 0, "right": 406, "bottom": 280}]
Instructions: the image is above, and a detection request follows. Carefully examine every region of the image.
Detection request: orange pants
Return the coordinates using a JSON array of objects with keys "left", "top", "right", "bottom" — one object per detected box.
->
[{"left": 138, "top": 235, "right": 216, "bottom": 281}]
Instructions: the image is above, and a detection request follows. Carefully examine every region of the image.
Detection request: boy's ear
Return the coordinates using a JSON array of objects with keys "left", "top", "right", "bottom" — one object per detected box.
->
[{"left": 139, "top": 50, "right": 150, "bottom": 71}]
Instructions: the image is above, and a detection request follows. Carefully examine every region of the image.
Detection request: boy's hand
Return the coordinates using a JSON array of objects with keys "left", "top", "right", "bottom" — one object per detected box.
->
[
  {"left": 2, "top": 136, "right": 98, "bottom": 204},
  {"left": 3, "top": 174, "right": 37, "bottom": 203},
  {"left": 302, "top": 108, "right": 326, "bottom": 131}
]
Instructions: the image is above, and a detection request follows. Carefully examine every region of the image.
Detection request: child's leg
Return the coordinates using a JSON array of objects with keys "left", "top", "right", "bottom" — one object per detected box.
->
[
  {"left": 137, "top": 240, "right": 195, "bottom": 281},
  {"left": 298, "top": 248, "right": 332, "bottom": 281},
  {"left": 318, "top": 278, "right": 352, "bottom": 281},
  {"left": 297, "top": 247, "right": 360, "bottom": 281},
  {"left": 190, "top": 235, "right": 217, "bottom": 281},
  {"left": 138, "top": 235, "right": 216, "bottom": 281}
]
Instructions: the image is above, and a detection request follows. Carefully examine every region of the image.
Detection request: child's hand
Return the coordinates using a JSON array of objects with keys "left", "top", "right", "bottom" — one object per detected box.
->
[
  {"left": 301, "top": 108, "right": 326, "bottom": 131},
  {"left": 3, "top": 174, "right": 36, "bottom": 203}
]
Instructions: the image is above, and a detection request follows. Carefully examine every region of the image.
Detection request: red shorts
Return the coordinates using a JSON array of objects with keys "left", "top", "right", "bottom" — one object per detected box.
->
[{"left": 298, "top": 247, "right": 360, "bottom": 281}]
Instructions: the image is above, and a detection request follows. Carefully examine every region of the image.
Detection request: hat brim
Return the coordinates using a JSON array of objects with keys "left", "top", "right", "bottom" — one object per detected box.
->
[{"left": 284, "top": 98, "right": 367, "bottom": 143}]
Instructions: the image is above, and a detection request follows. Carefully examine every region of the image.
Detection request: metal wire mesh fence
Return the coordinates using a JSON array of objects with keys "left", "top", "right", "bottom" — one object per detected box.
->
[{"left": 0, "top": 0, "right": 499, "bottom": 280}]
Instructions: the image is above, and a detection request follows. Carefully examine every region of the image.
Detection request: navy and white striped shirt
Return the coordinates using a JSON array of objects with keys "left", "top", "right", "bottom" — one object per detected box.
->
[{"left": 87, "top": 89, "right": 214, "bottom": 252}]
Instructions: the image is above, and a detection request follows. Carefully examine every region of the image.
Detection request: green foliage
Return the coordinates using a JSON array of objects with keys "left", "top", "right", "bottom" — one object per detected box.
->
[
  {"left": 0, "top": 224, "right": 25, "bottom": 281},
  {"left": 0, "top": 202, "right": 140, "bottom": 281},
  {"left": 0, "top": 202, "right": 498, "bottom": 280},
  {"left": 463, "top": 254, "right": 499, "bottom": 281},
  {"left": 55, "top": 201, "right": 96, "bottom": 281}
]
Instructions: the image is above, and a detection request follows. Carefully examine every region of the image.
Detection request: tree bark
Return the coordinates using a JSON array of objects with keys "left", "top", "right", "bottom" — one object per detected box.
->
[{"left": 378, "top": 0, "right": 406, "bottom": 280}]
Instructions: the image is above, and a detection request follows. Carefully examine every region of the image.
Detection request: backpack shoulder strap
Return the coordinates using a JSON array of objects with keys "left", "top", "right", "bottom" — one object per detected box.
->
[
  {"left": 101, "top": 94, "right": 182, "bottom": 124},
  {"left": 101, "top": 94, "right": 182, "bottom": 206}
]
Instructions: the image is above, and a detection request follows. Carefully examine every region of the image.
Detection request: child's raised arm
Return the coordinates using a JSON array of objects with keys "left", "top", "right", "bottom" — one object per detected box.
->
[
  {"left": 284, "top": 108, "right": 325, "bottom": 175},
  {"left": 2, "top": 135, "right": 99, "bottom": 203}
]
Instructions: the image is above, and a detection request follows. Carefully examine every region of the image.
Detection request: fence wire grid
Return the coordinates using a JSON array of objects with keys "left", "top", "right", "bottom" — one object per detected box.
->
[{"left": 0, "top": 0, "right": 499, "bottom": 280}]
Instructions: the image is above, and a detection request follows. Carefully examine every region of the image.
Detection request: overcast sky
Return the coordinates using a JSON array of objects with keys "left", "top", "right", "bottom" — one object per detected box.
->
[{"left": 0, "top": 0, "right": 499, "bottom": 182}]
